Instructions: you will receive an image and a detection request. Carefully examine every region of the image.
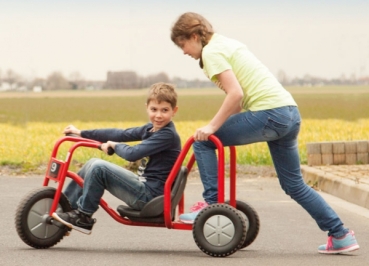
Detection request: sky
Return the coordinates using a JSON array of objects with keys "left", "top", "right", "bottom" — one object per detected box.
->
[{"left": 1, "top": 0, "right": 369, "bottom": 82}]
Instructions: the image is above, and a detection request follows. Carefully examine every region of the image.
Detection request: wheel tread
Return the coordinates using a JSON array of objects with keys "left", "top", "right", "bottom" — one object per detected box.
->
[{"left": 15, "top": 187, "right": 71, "bottom": 249}]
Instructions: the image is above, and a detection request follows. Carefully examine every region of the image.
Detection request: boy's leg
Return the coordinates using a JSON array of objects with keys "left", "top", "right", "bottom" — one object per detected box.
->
[
  {"left": 76, "top": 159, "right": 153, "bottom": 213},
  {"left": 63, "top": 158, "right": 99, "bottom": 210},
  {"left": 53, "top": 159, "right": 153, "bottom": 234}
]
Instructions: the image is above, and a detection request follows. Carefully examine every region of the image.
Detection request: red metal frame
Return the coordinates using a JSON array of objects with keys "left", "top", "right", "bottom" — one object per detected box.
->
[{"left": 44, "top": 135, "right": 237, "bottom": 231}]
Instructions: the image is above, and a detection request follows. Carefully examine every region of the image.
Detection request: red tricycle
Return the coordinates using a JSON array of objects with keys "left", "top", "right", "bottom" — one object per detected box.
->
[{"left": 15, "top": 135, "right": 260, "bottom": 257}]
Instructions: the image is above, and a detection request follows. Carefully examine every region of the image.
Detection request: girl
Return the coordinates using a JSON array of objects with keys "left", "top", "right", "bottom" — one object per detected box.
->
[{"left": 170, "top": 12, "right": 359, "bottom": 254}]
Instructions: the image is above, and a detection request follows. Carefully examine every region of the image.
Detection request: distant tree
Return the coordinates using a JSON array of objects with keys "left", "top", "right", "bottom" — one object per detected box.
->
[
  {"left": 69, "top": 71, "right": 86, "bottom": 90},
  {"left": 31, "top": 77, "right": 46, "bottom": 89},
  {"left": 277, "top": 69, "right": 288, "bottom": 85},
  {"left": 45, "top": 72, "right": 71, "bottom": 90},
  {"left": 4, "top": 69, "right": 22, "bottom": 89},
  {"left": 142, "top": 72, "right": 170, "bottom": 87},
  {"left": 106, "top": 71, "right": 138, "bottom": 89}
]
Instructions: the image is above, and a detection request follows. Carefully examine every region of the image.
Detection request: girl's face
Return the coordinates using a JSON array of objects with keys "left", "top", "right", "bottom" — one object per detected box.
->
[{"left": 177, "top": 34, "right": 203, "bottom": 60}]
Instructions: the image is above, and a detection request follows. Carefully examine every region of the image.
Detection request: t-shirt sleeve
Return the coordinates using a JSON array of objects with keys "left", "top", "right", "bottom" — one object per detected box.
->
[{"left": 203, "top": 49, "right": 232, "bottom": 81}]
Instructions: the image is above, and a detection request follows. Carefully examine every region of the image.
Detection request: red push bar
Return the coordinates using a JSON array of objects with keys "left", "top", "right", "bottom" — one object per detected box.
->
[{"left": 163, "top": 135, "right": 237, "bottom": 229}]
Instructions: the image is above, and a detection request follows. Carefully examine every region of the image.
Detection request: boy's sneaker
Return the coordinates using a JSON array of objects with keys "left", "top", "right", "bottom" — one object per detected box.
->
[
  {"left": 179, "top": 201, "right": 208, "bottom": 224},
  {"left": 318, "top": 230, "right": 360, "bottom": 254},
  {"left": 52, "top": 210, "right": 96, "bottom": 235}
]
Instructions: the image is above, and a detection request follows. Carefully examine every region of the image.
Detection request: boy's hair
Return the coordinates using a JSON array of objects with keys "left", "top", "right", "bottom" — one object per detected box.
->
[
  {"left": 147, "top": 82, "right": 177, "bottom": 109},
  {"left": 171, "top": 12, "right": 214, "bottom": 47}
]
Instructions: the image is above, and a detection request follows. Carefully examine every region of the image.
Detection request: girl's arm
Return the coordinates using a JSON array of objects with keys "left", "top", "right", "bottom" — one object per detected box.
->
[{"left": 194, "top": 69, "right": 243, "bottom": 141}]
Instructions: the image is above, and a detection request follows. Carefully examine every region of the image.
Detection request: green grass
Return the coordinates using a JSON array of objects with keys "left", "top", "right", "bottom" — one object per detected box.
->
[{"left": 1, "top": 86, "right": 368, "bottom": 125}]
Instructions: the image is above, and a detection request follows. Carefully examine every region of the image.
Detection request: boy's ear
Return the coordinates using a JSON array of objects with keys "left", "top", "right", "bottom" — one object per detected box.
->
[{"left": 173, "top": 106, "right": 179, "bottom": 115}]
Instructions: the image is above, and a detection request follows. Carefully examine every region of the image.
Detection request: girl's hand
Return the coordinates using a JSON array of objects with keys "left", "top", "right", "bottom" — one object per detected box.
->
[
  {"left": 194, "top": 124, "right": 216, "bottom": 141},
  {"left": 63, "top": 125, "right": 81, "bottom": 136}
]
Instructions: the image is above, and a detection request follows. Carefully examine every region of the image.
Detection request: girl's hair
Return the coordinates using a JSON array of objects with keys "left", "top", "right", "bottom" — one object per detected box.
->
[
  {"left": 171, "top": 12, "right": 214, "bottom": 47},
  {"left": 147, "top": 82, "right": 177, "bottom": 109}
]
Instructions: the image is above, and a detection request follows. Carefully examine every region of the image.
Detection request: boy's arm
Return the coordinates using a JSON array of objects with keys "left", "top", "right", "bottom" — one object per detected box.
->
[
  {"left": 81, "top": 125, "right": 147, "bottom": 143},
  {"left": 111, "top": 127, "right": 177, "bottom": 162}
]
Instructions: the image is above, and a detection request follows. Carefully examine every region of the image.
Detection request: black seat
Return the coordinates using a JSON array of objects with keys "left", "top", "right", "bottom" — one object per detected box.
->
[{"left": 117, "top": 166, "right": 188, "bottom": 223}]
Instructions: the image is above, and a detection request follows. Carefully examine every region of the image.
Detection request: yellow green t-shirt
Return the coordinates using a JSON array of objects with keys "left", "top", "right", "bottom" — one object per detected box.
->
[{"left": 202, "top": 33, "right": 297, "bottom": 111}]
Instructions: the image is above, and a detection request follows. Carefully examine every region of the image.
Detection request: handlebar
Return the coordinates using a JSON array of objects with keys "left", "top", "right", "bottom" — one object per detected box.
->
[
  {"left": 65, "top": 133, "right": 115, "bottom": 156},
  {"left": 98, "top": 145, "right": 115, "bottom": 156}
]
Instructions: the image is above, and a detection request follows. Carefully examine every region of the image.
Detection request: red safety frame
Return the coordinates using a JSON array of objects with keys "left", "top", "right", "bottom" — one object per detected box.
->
[{"left": 43, "top": 135, "right": 237, "bottom": 231}]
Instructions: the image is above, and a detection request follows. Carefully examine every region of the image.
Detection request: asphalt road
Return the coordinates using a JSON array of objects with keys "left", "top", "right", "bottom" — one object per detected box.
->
[{"left": 1, "top": 174, "right": 368, "bottom": 266}]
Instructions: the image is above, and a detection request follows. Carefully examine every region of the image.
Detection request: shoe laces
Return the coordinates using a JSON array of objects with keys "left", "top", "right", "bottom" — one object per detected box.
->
[
  {"left": 326, "top": 236, "right": 333, "bottom": 250},
  {"left": 326, "top": 231, "right": 354, "bottom": 250},
  {"left": 189, "top": 201, "right": 208, "bottom": 212}
]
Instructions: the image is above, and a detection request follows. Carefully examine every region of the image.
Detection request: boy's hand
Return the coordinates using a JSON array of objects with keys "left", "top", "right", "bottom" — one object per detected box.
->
[
  {"left": 101, "top": 142, "right": 116, "bottom": 155},
  {"left": 63, "top": 125, "right": 81, "bottom": 136}
]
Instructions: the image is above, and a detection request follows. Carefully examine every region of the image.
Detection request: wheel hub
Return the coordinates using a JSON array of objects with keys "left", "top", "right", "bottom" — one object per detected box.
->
[{"left": 203, "top": 214, "right": 235, "bottom": 246}]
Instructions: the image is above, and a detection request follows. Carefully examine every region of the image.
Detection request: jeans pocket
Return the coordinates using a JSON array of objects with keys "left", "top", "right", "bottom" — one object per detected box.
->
[{"left": 263, "top": 117, "right": 288, "bottom": 139}]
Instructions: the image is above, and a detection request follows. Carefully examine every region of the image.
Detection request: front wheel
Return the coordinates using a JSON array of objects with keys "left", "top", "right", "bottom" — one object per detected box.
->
[
  {"left": 15, "top": 187, "right": 72, "bottom": 249},
  {"left": 192, "top": 203, "right": 247, "bottom": 257}
]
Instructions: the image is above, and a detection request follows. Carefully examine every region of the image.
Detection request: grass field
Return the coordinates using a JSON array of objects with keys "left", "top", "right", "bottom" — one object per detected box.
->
[{"left": 0, "top": 85, "right": 368, "bottom": 173}]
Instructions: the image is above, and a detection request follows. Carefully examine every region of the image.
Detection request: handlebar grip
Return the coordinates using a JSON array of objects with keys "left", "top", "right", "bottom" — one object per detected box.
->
[
  {"left": 107, "top": 147, "right": 115, "bottom": 156},
  {"left": 98, "top": 145, "right": 115, "bottom": 156},
  {"left": 65, "top": 133, "right": 81, "bottom": 138}
]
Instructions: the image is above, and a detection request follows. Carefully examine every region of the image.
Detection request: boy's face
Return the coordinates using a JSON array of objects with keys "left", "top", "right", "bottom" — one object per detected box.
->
[{"left": 146, "top": 100, "right": 178, "bottom": 132}]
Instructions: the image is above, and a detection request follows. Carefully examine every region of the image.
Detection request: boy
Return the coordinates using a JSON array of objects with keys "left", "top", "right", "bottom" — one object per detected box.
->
[{"left": 52, "top": 82, "right": 181, "bottom": 234}]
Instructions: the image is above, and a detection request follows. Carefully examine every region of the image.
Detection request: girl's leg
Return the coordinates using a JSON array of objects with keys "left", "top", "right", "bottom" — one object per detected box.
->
[
  {"left": 266, "top": 108, "right": 347, "bottom": 237},
  {"left": 193, "top": 108, "right": 273, "bottom": 204},
  {"left": 194, "top": 106, "right": 347, "bottom": 237}
]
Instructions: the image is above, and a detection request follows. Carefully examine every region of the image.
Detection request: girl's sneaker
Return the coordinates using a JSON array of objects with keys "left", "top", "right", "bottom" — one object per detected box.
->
[
  {"left": 318, "top": 230, "right": 360, "bottom": 254},
  {"left": 52, "top": 209, "right": 96, "bottom": 235},
  {"left": 179, "top": 201, "right": 208, "bottom": 224}
]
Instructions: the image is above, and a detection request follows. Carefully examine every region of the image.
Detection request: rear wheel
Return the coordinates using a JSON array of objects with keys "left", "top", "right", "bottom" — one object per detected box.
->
[
  {"left": 226, "top": 200, "right": 260, "bottom": 249},
  {"left": 15, "top": 187, "right": 71, "bottom": 249},
  {"left": 192, "top": 204, "right": 247, "bottom": 257}
]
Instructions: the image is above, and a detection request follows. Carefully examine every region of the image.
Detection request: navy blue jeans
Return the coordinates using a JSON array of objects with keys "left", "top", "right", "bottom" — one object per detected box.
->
[
  {"left": 194, "top": 106, "right": 348, "bottom": 237},
  {"left": 63, "top": 158, "right": 154, "bottom": 215}
]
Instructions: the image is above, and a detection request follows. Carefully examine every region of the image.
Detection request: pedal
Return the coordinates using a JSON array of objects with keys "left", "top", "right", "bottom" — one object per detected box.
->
[{"left": 51, "top": 218, "right": 66, "bottom": 229}]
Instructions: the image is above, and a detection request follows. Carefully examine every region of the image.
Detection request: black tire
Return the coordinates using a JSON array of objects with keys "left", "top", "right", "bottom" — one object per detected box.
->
[
  {"left": 192, "top": 203, "right": 247, "bottom": 257},
  {"left": 226, "top": 200, "right": 260, "bottom": 249},
  {"left": 15, "top": 187, "right": 72, "bottom": 249}
]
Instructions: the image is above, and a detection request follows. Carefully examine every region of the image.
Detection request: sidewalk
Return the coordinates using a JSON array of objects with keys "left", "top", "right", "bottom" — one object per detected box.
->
[{"left": 301, "top": 164, "right": 369, "bottom": 210}]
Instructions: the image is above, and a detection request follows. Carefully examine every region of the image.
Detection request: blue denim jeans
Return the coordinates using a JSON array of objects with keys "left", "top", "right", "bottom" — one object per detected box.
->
[
  {"left": 63, "top": 158, "right": 154, "bottom": 215},
  {"left": 194, "top": 106, "right": 348, "bottom": 237}
]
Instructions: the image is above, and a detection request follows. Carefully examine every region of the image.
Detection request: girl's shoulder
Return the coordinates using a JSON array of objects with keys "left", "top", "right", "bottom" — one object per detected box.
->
[{"left": 205, "top": 34, "right": 246, "bottom": 55}]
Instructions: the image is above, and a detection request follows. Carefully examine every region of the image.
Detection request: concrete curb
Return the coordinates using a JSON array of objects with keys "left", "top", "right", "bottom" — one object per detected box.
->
[{"left": 301, "top": 165, "right": 369, "bottom": 210}]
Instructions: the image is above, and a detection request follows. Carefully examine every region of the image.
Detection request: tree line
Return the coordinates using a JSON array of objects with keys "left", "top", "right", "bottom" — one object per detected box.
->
[{"left": 1, "top": 68, "right": 368, "bottom": 92}]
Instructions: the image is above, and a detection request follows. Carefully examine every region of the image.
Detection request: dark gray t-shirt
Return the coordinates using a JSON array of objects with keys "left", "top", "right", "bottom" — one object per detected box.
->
[{"left": 81, "top": 121, "right": 181, "bottom": 197}]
